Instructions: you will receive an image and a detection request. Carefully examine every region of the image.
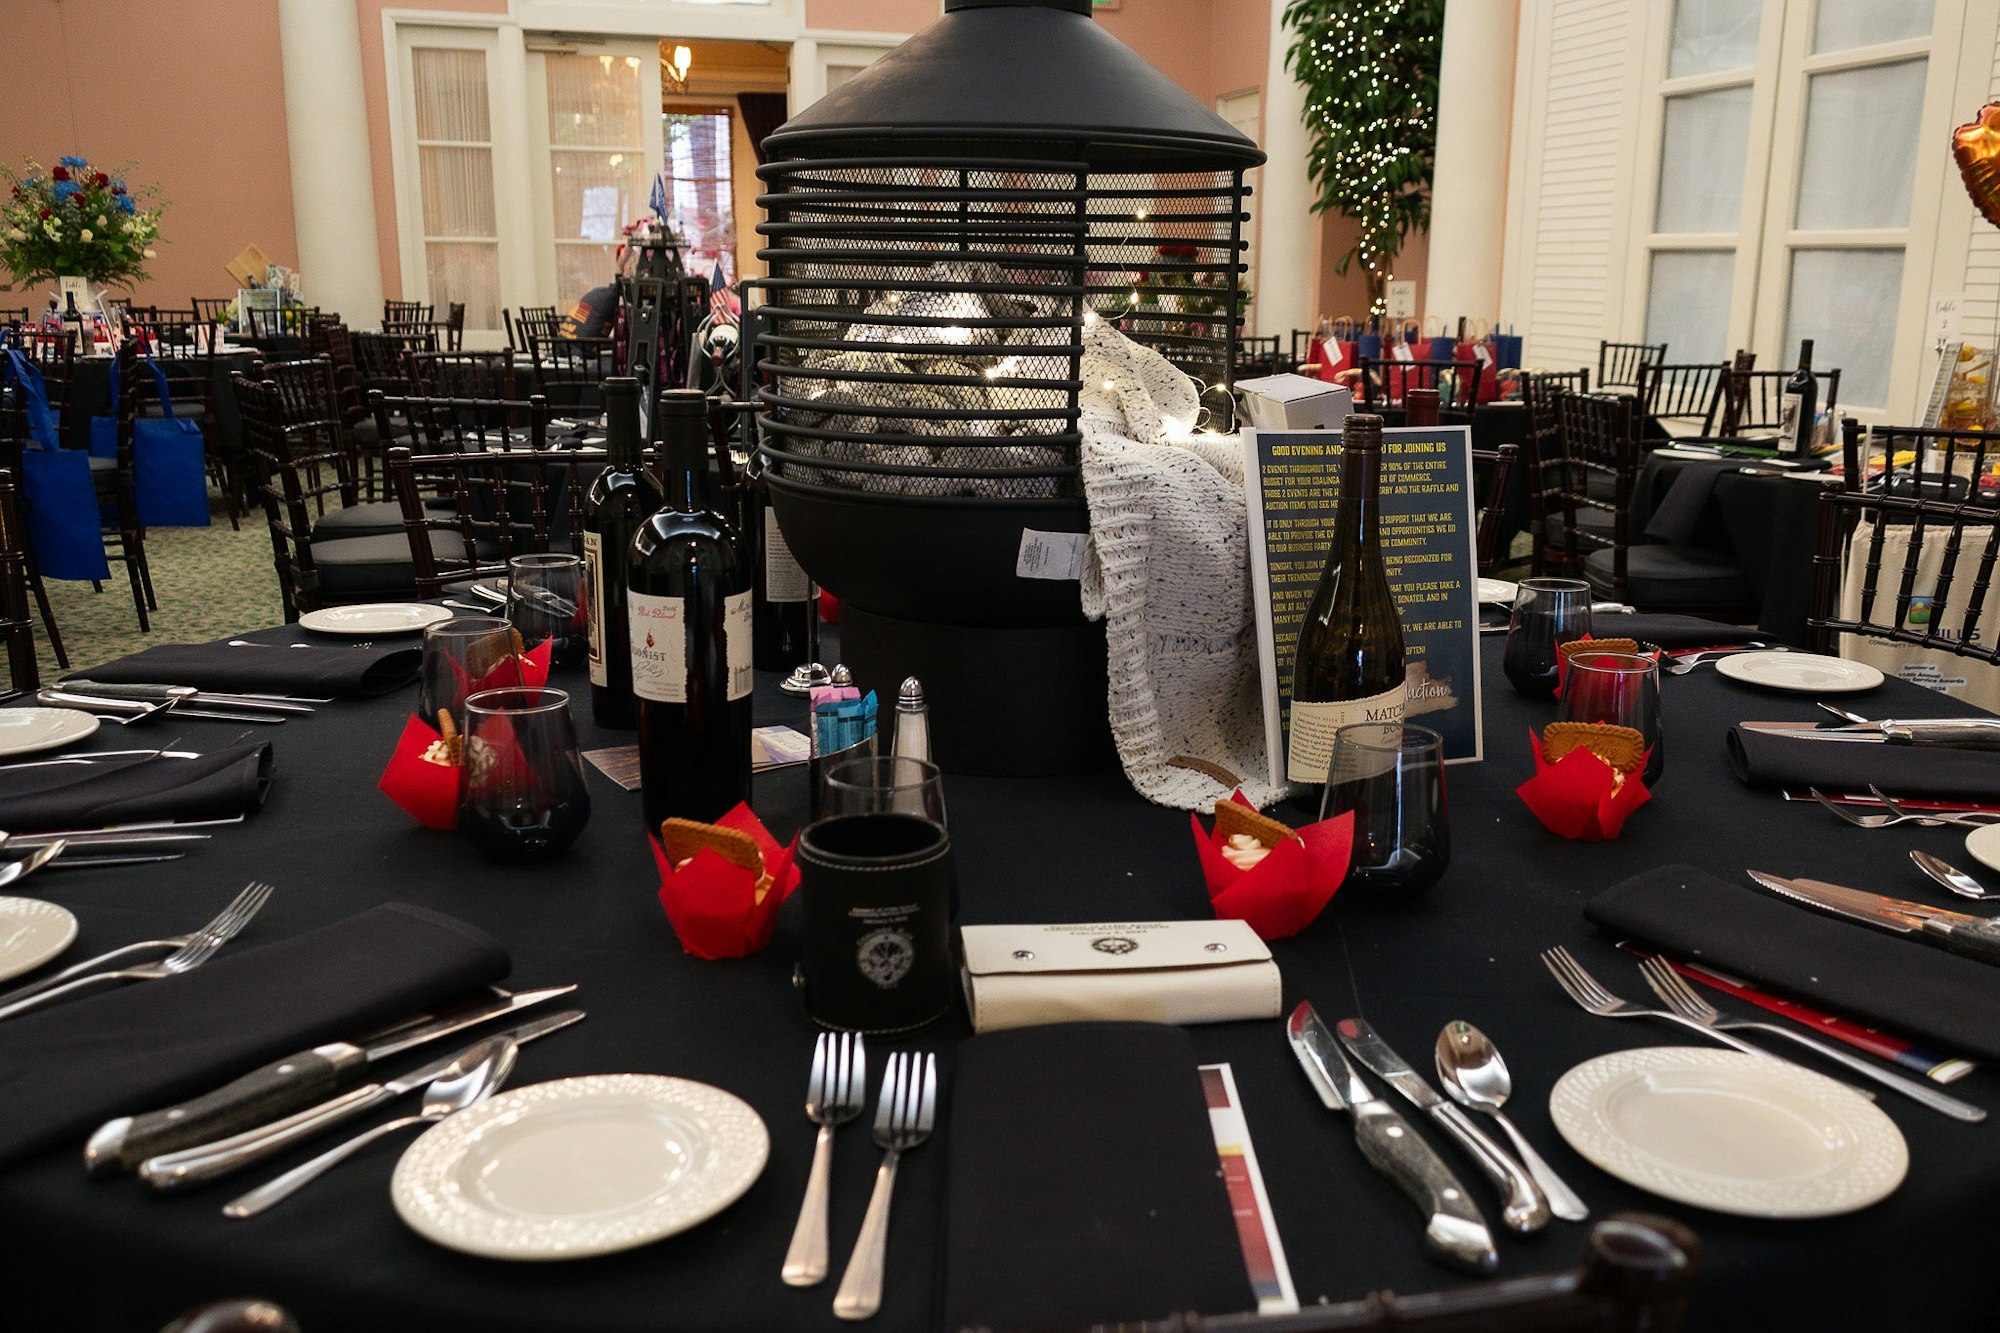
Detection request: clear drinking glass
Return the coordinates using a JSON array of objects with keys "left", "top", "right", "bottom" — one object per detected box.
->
[
  {"left": 821, "top": 756, "right": 947, "bottom": 825},
  {"left": 1503, "top": 577, "right": 1594, "bottom": 698},
  {"left": 1559, "top": 651, "right": 1664, "bottom": 785},
  {"left": 456, "top": 686, "right": 592, "bottom": 861},
  {"left": 507, "top": 553, "right": 588, "bottom": 669},
  {"left": 418, "top": 616, "right": 521, "bottom": 731},
  {"left": 1319, "top": 723, "right": 1450, "bottom": 896}
]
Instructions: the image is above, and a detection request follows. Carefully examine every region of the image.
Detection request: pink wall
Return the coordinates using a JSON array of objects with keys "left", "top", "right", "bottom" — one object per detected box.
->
[
  {"left": 0, "top": 0, "right": 297, "bottom": 311},
  {"left": 805, "top": 0, "right": 938, "bottom": 30}
]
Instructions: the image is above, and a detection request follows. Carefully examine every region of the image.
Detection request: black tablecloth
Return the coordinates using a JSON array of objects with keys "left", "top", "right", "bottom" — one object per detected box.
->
[
  {"left": 60, "top": 348, "right": 259, "bottom": 463},
  {"left": 1632, "top": 451, "right": 1838, "bottom": 647},
  {"left": 1, "top": 627, "right": 1997, "bottom": 1330}
]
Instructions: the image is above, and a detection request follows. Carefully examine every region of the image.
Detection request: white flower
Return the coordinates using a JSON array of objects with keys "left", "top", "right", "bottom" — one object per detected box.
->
[
  {"left": 143, "top": 248, "right": 156, "bottom": 259},
  {"left": 78, "top": 228, "right": 93, "bottom": 242},
  {"left": 95, "top": 214, "right": 106, "bottom": 226}
]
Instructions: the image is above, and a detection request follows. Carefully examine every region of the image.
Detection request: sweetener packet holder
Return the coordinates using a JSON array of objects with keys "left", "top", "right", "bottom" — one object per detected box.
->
[{"left": 959, "top": 919, "right": 1281, "bottom": 1034}]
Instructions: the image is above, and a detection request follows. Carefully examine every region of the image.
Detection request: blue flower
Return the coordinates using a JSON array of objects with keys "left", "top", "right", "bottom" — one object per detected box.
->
[
  {"left": 115, "top": 194, "right": 135, "bottom": 214},
  {"left": 57, "top": 155, "right": 87, "bottom": 169},
  {"left": 51, "top": 180, "right": 81, "bottom": 200}
]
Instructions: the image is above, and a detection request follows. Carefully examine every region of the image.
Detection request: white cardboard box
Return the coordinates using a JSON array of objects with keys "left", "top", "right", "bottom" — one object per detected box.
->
[{"left": 1235, "top": 373, "right": 1352, "bottom": 432}]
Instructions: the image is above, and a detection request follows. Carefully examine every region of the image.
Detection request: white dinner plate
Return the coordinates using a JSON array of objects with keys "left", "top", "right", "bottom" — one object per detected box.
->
[
  {"left": 0, "top": 896, "right": 79, "bottom": 984},
  {"left": 1713, "top": 651, "right": 1883, "bottom": 694},
  {"left": 0, "top": 707, "right": 100, "bottom": 759},
  {"left": 392, "top": 1074, "right": 769, "bottom": 1261},
  {"left": 1478, "top": 577, "right": 1518, "bottom": 605},
  {"left": 1963, "top": 823, "right": 2000, "bottom": 874},
  {"left": 297, "top": 603, "right": 454, "bottom": 636},
  {"left": 1549, "top": 1047, "right": 1906, "bottom": 1219}
]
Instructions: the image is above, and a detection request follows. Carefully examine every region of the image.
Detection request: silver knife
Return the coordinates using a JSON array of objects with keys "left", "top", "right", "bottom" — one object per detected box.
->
[
  {"left": 64, "top": 681, "right": 316, "bottom": 716},
  {"left": 1747, "top": 870, "right": 2000, "bottom": 967},
  {"left": 1740, "top": 721, "right": 2000, "bottom": 750},
  {"left": 1336, "top": 1017, "right": 1550, "bottom": 1236},
  {"left": 138, "top": 1008, "right": 583, "bottom": 1191},
  {"left": 1286, "top": 1001, "right": 1497, "bottom": 1273},
  {"left": 86, "top": 983, "right": 577, "bottom": 1174}
]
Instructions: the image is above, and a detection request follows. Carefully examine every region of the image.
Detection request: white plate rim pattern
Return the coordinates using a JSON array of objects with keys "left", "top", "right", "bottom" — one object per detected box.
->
[
  {"left": 1713, "top": 650, "right": 1884, "bottom": 694},
  {"left": 0, "top": 707, "right": 101, "bottom": 758},
  {"left": 0, "top": 896, "right": 79, "bottom": 984},
  {"left": 1477, "top": 577, "right": 1518, "bottom": 605},
  {"left": 390, "top": 1074, "right": 769, "bottom": 1261},
  {"left": 297, "top": 603, "right": 455, "bottom": 636},
  {"left": 1964, "top": 823, "right": 2000, "bottom": 875},
  {"left": 1549, "top": 1046, "right": 1907, "bottom": 1219}
]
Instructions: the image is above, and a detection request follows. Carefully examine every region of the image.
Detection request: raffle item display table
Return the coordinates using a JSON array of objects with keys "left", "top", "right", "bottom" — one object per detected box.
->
[{"left": 0, "top": 625, "right": 1994, "bottom": 1330}]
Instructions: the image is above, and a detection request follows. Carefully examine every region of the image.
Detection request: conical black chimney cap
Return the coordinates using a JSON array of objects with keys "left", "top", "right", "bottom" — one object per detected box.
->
[{"left": 764, "top": 0, "right": 1264, "bottom": 173}]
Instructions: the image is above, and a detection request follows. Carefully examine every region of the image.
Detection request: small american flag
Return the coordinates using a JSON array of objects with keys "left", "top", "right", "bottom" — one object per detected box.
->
[
  {"left": 648, "top": 173, "right": 668, "bottom": 222},
  {"left": 708, "top": 261, "right": 737, "bottom": 322}
]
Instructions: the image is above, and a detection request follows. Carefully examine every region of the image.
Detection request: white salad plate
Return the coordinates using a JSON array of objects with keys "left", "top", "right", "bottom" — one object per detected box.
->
[
  {"left": 391, "top": 1074, "right": 769, "bottom": 1261},
  {"left": 1713, "top": 651, "right": 1883, "bottom": 694},
  {"left": 1962, "top": 823, "right": 2000, "bottom": 875},
  {"left": 1478, "top": 577, "right": 1519, "bottom": 606},
  {"left": 0, "top": 896, "right": 79, "bottom": 984},
  {"left": 0, "top": 707, "right": 100, "bottom": 758},
  {"left": 1549, "top": 1047, "right": 1907, "bottom": 1219},
  {"left": 298, "top": 603, "right": 455, "bottom": 636}
]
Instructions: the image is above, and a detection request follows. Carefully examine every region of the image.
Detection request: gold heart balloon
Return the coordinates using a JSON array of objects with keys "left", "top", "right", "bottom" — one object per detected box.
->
[{"left": 1953, "top": 102, "right": 2000, "bottom": 230}]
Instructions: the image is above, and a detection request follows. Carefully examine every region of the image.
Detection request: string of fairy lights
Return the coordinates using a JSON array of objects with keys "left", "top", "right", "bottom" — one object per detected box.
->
[{"left": 1281, "top": 0, "right": 1444, "bottom": 317}]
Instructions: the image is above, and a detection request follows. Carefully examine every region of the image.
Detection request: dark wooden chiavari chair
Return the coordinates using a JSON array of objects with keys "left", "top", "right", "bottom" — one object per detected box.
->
[
  {"left": 0, "top": 467, "right": 40, "bottom": 696},
  {"left": 1520, "top": 369, "right": 1590, "bottom": 574},
  {"left": 0, "top": 307, "right": 31, "bottom": 329},
  {"left": 246, "top": 305, "right": 320, "bottom": 339},
  {"left": 403, "top": 350, "right": 516, "bottom": 402},
  {"left": 92, "top": 340, "right": 157, "bottom": 629},
  {"left": 191, "top": 297, "right": 234, "bottom": 325},
  {"left": 384, "top": 300, "right": 434, "bottom": 326},
  {"left": 1355, "top": 357, "right": 1484, "bottom": 416},
  {"left": 445, "top": 301, "right": 466, "bottom": 352},
  {"left": 1597, "top": 340, "right": 1666, "bottom": 392},
  {"left": 0, "top": 385, "right": 68, "bottom": 669},
  {"left": 525, "top": 332, "right": 613, "bottom": 414},
  {"left": 1636, "top": 362, "right": 1728, "bottom": 440},
  {"left": 1720, "top": 367, "right": 1841, "bottom": 437},
  {"left": 510, "top": 306, "right": 562, "bottom": 351}
]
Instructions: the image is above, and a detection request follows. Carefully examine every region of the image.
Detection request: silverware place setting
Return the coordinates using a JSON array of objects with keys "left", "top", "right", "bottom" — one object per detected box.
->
[
  {"left": 783, "top": 1030, "right": 867, "bottom": 1287},
  {"left": 1911, "top": 850, "right": 1999, "bottom": 901},
  {"left": 833, "top": 1049, "right": 937, "bottom": 1320}
]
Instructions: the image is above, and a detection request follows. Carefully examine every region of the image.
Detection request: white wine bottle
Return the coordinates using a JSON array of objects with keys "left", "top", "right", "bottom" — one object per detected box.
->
[{"left": 1286, "top": 412, "right": 1407, "bottom": 787}]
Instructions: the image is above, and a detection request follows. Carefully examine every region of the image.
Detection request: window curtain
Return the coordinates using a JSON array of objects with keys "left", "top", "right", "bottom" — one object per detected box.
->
[{"left": 737, "top": 93, "right": 788, "bottom": 165}]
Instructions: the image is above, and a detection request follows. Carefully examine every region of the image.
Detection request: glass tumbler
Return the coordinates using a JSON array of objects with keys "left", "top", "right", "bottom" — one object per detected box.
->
[
  {"left": 1319, "top": 723, "right": 1450, "bottom": 896},
  {"left": 508, "top": 553, "right": 588, "bottom": 669},
  {"left": 419, "top": 616, "right": 521, "bottom": 733},
  {"left": 1559, "top": 651, "right": 1664, "bottom": 785},
  {"left": 457, "top": 686, "right": 592, "bottom": 861},
  {"left": 1503, "top": 577, "right": 1594, "bottom": 698},
  {"left": 821, "top": 756, "right": 948, "bottom": 825}
]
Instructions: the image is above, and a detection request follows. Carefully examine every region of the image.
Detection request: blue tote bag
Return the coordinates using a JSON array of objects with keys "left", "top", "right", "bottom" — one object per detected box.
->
[
  {"left": 4, "top": 347, "right": 110, "bottom": 582},
  {"left": 90, "top": 354, "right": 210, "bottom": 527}
]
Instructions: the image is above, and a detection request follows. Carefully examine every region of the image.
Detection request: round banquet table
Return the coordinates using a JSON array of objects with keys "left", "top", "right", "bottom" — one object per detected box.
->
[
  {"left": 1, "top": 626, "right": 1997, "bottom": 1331},
  {"left": 59, "top": 346, "right": 261, "bottom": 463}
]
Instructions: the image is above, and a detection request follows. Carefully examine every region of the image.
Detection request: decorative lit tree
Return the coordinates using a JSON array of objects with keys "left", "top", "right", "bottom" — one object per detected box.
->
[{"left": 1282, "top": 0, "right": 1445, "bottom": 315}]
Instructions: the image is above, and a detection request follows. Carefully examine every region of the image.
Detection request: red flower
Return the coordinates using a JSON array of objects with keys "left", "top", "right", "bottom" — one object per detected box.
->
[
  {"left": 89, "top": 171, "right": 108, "bottom": 188},
  {"left": 111, "top": 184, "right": 126, "bottom": 195},
  {"left": 38, "top": 209, "right": 50, "bottom": 220},
  {"left": 68, "top": 193, "right": 84, "bottom": 206},
  {"left": 49, "top": 166, "right": 69, "bottom": 182}
]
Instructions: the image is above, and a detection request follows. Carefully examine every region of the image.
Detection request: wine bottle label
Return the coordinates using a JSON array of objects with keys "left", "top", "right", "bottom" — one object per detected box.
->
[
  {"left": 628, "top": 591, "right": 688, "bottom": 704},
  {"left": 583, "top": 529, "right": 606, "bottom": 686},
  {"left": 763, "top": 514, "right": 811, "bottom": 603},
  {"left": 1778, "top": 392, "right": 1803, "bottom": 454},
  {"left": 1286, "top": 685, "right": 1407, "bottom": 785},
  {"left": 725, "top": 590, "right": 753, "bottom": 701}
]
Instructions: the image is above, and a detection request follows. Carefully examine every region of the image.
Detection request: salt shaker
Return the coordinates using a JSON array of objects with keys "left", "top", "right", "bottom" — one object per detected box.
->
[{"left": 892, "top": 676, "right": 931, "bottom": 764}]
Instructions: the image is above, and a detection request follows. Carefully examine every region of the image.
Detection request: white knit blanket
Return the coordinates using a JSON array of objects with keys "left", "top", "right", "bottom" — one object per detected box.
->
[{"left": 1076, "top": 324, "right": 1281, "bottom": 809}]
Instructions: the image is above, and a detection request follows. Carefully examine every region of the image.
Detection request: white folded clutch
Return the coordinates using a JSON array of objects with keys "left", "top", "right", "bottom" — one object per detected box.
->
[{"left": 959, "top": 919, "right": 1282, "bottom": 1033}]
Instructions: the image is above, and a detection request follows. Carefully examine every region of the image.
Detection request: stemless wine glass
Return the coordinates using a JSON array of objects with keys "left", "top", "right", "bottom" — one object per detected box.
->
[
  {"left": 820, "top": 755, "right": 948, "bottom": 825},
  {"left": 1559, "top": 651, "right": 1664, "bottom": 785},
  {"left": 1319, "top": 723, "right": 1450, "bottom": 896},
  {"left": 507, "top": 553, "right": 588, "bottom": 669},
  {"left": 457, "top": 686, "right": 592, "bottom": 862},
  {"left": 1503, "top": 577, "right": 1594, "bottom": 698},
  {"left": 419, "top": 616, "right": 521, "bottom": 730}
]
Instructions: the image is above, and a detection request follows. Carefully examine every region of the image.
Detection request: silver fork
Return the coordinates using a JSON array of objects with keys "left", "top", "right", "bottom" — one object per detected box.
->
[
  {"left": 1810, "top": 788, "right": 2000, "bottom": 829},
  {"left": 0, "top": 881, "right": 273, "bottom": 1022},
  {"left": 833, "top": 1051, "right": 938, "bottom": 1321},
  {"left": 1663, "top": 645, "right": 1777, "bottom": 675},
  {"left": 1868, "top": 786, "right": 2000, "bottom": 827},
  {"left": 1636, "top": 958, "right": 1984, "bottom": 1121},
  {"left": 782, "top": 1032, "right": 867, "bottom": 1287}
]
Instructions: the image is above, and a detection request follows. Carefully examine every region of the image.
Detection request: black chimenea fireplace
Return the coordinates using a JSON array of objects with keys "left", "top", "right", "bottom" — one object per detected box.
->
[{"left": 752, "top": 0, "right": 1262, "bottom": 776}]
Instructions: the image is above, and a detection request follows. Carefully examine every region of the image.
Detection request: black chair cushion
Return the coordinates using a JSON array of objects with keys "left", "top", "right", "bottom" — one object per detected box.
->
[
  {"left": 348, "top": 417, "right": 381, "bottom": 450},
  {"left": 1539, "top": 508, "right": 1616, "bottom": 552},
  {"left": 309, "top": 501, "right": 407, "bottom": 543},
  {"left": 1584, "top": 543, "right": 1749, "bottom": 609},
  {"left": 306, "top": 528, "right": 465, "bottom": 598}
]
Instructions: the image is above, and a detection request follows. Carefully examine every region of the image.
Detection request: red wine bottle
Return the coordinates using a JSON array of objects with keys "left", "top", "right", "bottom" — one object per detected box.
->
[
  {"left": 629, "top": 389, "right": 753, "bottom": 829},
  {"left": 583, "top": 377, "right": 662, "bottom": 729},
  {"left": 1286, "top": 413, "right": 1406, "bottom": 787},
  {"left": 1778, "top": 338, "right": 1815, "bottom": 458},
  {"left": 748, "top": 474, "right": 813, "bottom": 669}
]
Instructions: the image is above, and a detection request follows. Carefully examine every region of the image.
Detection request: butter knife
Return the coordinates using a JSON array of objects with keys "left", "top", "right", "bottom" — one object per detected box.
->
[
  {"left": 1336, "top": 1017, "right": 1551, "bottom": 1235},
  {"left": 1286, "top": 1001, "right": 1497, "bottom": 1273},
  {"left": 85, "top": 983, "right": 577, "bottom": 1174},
  {"left": 138, "top": 1008, "right": 583, "bottom": 1191},
  {"left": 1740, "top": 721, "right": 2000, "bottom": 749}
]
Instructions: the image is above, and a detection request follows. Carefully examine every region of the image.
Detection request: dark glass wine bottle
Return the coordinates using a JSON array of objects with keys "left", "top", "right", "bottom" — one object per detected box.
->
[
  {"left": 1286, "top": 413, "right": 1407, "bottom": 787},
  {"left": 583, "top": 377, "right": 662, "bottom": 729},
  {"left": 748, "top": 473, "right": 813, "bottom": 669},
  {"left": 1404, "top": 387, "right": 1440, "bottom": 428},
  {"left": 629, "top": 388, "right": 753, "bottom": 830},
  {"left": 1778, "top": 339, "right": 1816, "bottom": 458}
]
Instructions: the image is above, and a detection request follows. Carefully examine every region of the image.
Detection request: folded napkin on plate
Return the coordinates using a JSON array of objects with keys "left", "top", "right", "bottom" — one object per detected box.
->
[
  {"left": 1727, "top": 724, "right": 2000, "bottom": 799},
  {"left": 1590, "top": 613, "right": 1758, "bottom": 649},
  {"left": 78, "top": 639, "right": 421, "bottom": 698},
  {"left": 942, "top": 1023, "right": 1256, "bottom": 1331},
  {"left": 0, "top": 739, "right": 273, "bottom": 832},
  {"left": 0, "top": 901, "right": 508, "bottom": 1167},
  {"left": 1585, "top": 865, "right": 2000, "bottom": 1061}
]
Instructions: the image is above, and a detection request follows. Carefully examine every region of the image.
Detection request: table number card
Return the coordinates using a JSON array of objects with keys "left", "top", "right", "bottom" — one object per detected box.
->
[{"left": 1244, "top": 426, "right": 1485, "bottom": 788}]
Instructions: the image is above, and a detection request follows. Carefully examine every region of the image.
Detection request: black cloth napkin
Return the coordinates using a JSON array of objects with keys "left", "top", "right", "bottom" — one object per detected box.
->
[
  {"left": 1728, "top": 723, "right": 2000, "bottom": 798},
  {"left": 77, "top": 640, "right": 421, "bottom": 698},
  {"left": 0, "top": 739, "right": 274, "bottom": 832},
  {"left": 1585, "top": 864, "right": 2000, "bottom": 1062},
  {"left": 0, "top": 902, "right": 508, "bottom": 1168},
  {"left": 1591, "top": 612, "right": 1759, "bottom": 649},
  {"left": 941, "top": 1022, "right": 1256, "bottom": 1331},
  {"left": 1643, "top": 458, "right": 1738, "bottom": 545}
]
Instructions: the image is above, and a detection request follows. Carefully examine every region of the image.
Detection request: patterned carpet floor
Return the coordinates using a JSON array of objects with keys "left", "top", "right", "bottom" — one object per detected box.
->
[{"left": 33, "top": 494, "right": 283, "bottom": 679}]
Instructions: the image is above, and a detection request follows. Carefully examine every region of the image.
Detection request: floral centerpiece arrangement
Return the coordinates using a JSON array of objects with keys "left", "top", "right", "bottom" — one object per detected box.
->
[{"left": 0, "top": 155, "right": 164, "bottom": 290}]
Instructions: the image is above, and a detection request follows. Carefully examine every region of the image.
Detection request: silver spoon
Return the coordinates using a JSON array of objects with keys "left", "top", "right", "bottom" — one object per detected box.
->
[
  {"left": 1435, "top": 1021, "right": 1589, "bottom": 1222},
  {"left": 1910, "top": 849, "right": 2000, "bottom": 901},
  {"left": 0, "top": 841, "right": 69, "bottom": 889},
  {"left": 222, "top": 1036, "right": 518, "bottom": 1219}
]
